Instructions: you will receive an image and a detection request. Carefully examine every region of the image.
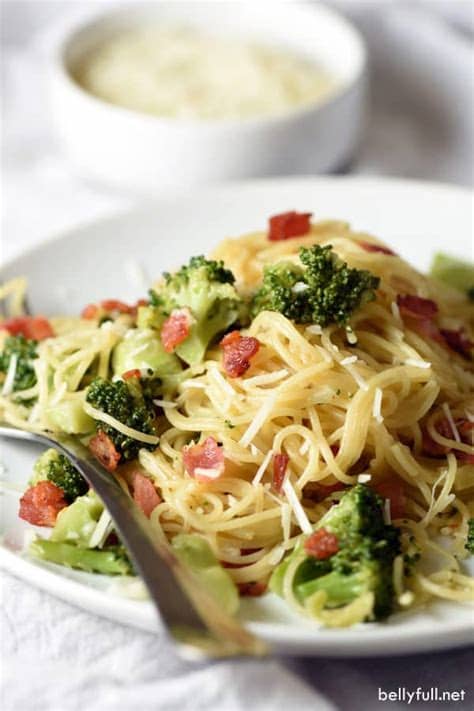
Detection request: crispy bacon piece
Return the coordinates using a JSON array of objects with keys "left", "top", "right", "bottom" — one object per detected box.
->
[
  {"left": 304, "top": 528, "right": 339, "bottom": 560},
  {"left": 237, "top": 581, "right": 267, "bottom": 597},
  {"left": 423, "top": 417, "right": 473, "bottom": 461},
  {"left": 81, "top": 304, "right": 99, "bottom": 320},
  {"left": 272, "top": 453, "right": 289, "bottom": 493},
  {"left": 440, "top": 329, "right": 474, "bottom": 360},
  {"left": 100, "top": 299, "right": 135, "bottom": 314},
  {"left": 268, "top": 211, "right": 312, "bottom": 241},
  {"left": 122, "top": 369, "right": 142, "bottom": 380},
  {"left": 182, "top": 436, "right": 225, "bottom": 482},
  {"left": 160, "top": 308, "right": 193, "bottom": 353},
  {"left": 303, "top": 480, "right": 346, "bottom": 503},
  {"left": 89, "top": 431, "right": 121, "bottom": 472},
  {"left": 372, "top": 479, "right": 406, "bottom": 519},
  {"left": 220, "top": 331, "right": 260, "bottom": 378},
  {"left": 359, "top": 241, "right": 396, "bottom": 256},
  {"left": 132, "top": 471, "right": 161, "bottom": 517},
  {"left": 396, "top": 295, "right": 438, "bottom": 320},
  {"left": 2, "top": 316, "right": 54, "bottom": 341},
  {"left": 19, "top": 481, "right": 67, "bottom": 527}
]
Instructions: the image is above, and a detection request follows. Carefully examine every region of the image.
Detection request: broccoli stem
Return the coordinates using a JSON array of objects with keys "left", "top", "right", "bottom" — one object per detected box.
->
[
  {"left": 30, "top": 539, "right": 132, "bottom": 575},
  {"left": 296, "top": 570, "right": 368, "bottom": 606}
]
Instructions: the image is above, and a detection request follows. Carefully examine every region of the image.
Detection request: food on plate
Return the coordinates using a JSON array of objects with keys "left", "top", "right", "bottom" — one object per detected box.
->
[
  {"left": 73, "top": 26, "right": 335, "bottom": 120},
  {"left": 1, "top": 212, "right": 473, "bottom": 628}
]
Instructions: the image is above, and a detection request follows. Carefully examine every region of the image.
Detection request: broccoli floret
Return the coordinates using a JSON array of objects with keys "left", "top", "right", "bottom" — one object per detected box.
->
[
  {"left": 0, "top": 335, "right": 38, "bottom": 392},
  {"left": 270, "top": 485, "right": 400, "bottom": 622},
  {"left": 466, "top": 519, "right": 474, "bottom": 554},
  {"left": 148, "top": 256, "right": 245, "bottom": 365},
  {"left": 86, "top": 377, "right": 157, "bottom": 462},
  {"left": 251, "top": 245, "right": 380, "bottom": 327},
  {"left": 31, "top": 449, "right": 88, "bottom": 503}
]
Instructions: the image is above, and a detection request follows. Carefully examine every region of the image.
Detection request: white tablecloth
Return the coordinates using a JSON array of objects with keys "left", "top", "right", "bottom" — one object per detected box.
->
[{"left": 1, "top": 2, "right": 473, "bottom": 710}]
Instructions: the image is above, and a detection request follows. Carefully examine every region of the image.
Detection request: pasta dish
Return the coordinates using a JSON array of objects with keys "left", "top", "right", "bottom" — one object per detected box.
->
[{"left": 1, "top": 211, "right": 473, "bottom": 628}]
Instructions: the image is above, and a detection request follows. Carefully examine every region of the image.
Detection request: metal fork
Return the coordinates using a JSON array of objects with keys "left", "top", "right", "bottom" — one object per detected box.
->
[{"left": 0, "top": 424, "right": 267, "bottom": 659}]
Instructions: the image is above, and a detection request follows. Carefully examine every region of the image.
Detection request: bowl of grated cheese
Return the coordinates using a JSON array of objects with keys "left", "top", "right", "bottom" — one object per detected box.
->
[{"left": 49, "top": 1, "right": 367, "bottom": 193}]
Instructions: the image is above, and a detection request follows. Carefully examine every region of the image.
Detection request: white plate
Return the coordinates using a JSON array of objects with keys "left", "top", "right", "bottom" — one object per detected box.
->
[{"left": 1, "top": 176, "right": 473, "bottom": 657}]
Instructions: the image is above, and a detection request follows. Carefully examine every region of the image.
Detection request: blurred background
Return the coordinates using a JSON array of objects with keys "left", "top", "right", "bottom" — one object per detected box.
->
[{"left": 1, "top": 0, "right": 473, "bottom": 262}]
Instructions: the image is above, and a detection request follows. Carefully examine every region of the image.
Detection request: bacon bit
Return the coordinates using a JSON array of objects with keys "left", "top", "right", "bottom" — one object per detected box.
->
[
  {"left": 397, "top": 294, "right": 438, "bottom": 320},
  {"left": 373, "top": 479, "right": 406, "bottom": 519},
  {"left": 458, "top": 420, "right": 474, "bottom": 440},
  {"left": 81, "top": 304, "right": 100, "bottom": 320},
  {"left": 359, "top": 241, "right": 396, "bottom": 256},
  {"left": 89, "top": 431, "right": 121, "bottom": 472},
  {"left": 303, "top": 480, "right": 346, "bottom": 503},
  {"left": 182, "top": 437, "right": 225, "bottom": 482},
  {"left": 422, "top": 431, "right": 450, "bottom": 457},
  {"left": 237, "top": 581, "right": 267, "bottom": 597},
  {"left": 268, "top": 211, "right": 312, "bottom": 241},
  {"left": 220, "top": 331, "right": 260, "bottom": 378},
  {"left": 122, "top": 369, "right": 142, "bottom": 380},
  {"left": 440, "top": 329, "right": 474, "bottom": 360},
  {"left": 100, "top": 299, "right": 135, "bottom": 315},
  {"left": 1, "top": 316, "right": 54, "bottom": 341},
  {"left": 132, "top": 472, "right": 161, "bottom": 517},
  {"left": 304, "top": 528, "right": 339, "bottom": 560},
  {"left": 423, "top": 417, "right": 473, "bottom": 460},
  {"left": 160, "top": 308, "right": 193, "bottom": 353},
  {"left": 414, "top": 318, "right": 445, "bottom": 344},
  {"left": 272, "top": 453, "right": 289, "bottom": 493},
  {"left": 19, "top": 481, "right": 67, "bottom": 527}
]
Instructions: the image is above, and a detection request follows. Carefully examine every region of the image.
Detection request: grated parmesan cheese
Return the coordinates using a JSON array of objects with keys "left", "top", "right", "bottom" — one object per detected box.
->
[
  {"left": 84, "top": 402, "right": 159, "bottom": 445},
  {"left": 282, "top": 477, "right": 312, "bottom": 534},
  {"left": 383, "top": 499, "right": 392, "bottom": 525},
  {"left": 340, "top": 355, "right": 357, "bottom": 366},
  {"left": 281, "top": 503, "right": 292, "bottom": 543},
  {"left": 194, "top": 467, "right": 222, "bottom": 479},
  {"left": 292, "top": 282, "right": 309, "bottom": 294},
  {"left": 252, "top": 449, "right": 274, "bottom": 486},
  {"left": 239, "top": 391, "right": 277, "bottom": 447},
  {"left": 442, "top": 402, "right": 461, "bottom": 443},
  {"left": 88, "top": 509, "right": 113, "bottom": 549},
  {"left": 372, "top": 387, "right": 384, "bottom": 423},
  {"left": 357, "top": 472, "right": 372, "bottom": 483},
  {"left": 305, "top": 324, "right": 323, "bottom": 336},
  {"left": 404, "top": 358, "right": 431, "bottom": 369},
  {"left": 1, "top": 353, "right": 18, "bottom": 396},
  {"left": 391, "top": 301, "right": 401, "bottom": 321},
  {"left": 74, "top": 26, "right": 335, "bottom": 121},
  {"left": 153, "top": 399, "right": 178, "bottom": 409}
]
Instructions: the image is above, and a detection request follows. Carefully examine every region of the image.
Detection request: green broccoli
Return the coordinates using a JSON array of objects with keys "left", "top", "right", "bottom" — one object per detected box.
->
[
  {"left": 430, "top": 253, "right": 474, "bottom": 301},
  {"left": 145, "top": 255, "right": 245, "bottom": 365},
  {"left": 86, "top": 377, "right": 157, "bottom": 462},
  {"left": 251, "top": 245, "right": 380, "bottom": 327},
  {"left": 270, "top": 484, "right": 400, "bottom": 621},
  {"left": 466, "top": 519, "right": 474, "bottom": 554},
  {"left": 30, "top": 539, "right": 132, "bottom": 575},
  {"left": 30, "top": 449, "right": 88, "bottom": 503},
  {"left": 0, "top": 335, "right": 38, "bottom": 393}
]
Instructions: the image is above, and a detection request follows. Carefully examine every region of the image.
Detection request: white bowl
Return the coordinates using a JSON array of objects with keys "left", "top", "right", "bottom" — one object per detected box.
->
[{"left": 49, "top": 2, "right": 367, "bottom": 193}]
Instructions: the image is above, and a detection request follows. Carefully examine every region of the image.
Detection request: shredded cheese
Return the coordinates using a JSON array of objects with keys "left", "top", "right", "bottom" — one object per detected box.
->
[
  {"left": 1, "top": 354, "right": 18, "bottom": 396},
  {"left": 305, "top": 324, "right": 323, "bottom": 336},
  {"left": 83, "top": 402, "right": 159, "bottom": 445},
  {"left": 239, "top": 391, "right": 277, "bottom": 447},
  {"left": 252, "top": 449, "right": 274, "bottom": 486},
  {"left": 357, "top": 472, "right": 372, "bottom": 483},
  {"left": 282, "top": 477, "right": 312, "bottom": 534},
  {"left": 88, "top": 509, "right": 113, "bottom": 549},
  {"left": 404, "top": 359, "right": 431, "bottom": 369},
  {"left": 340, "top": 356, "right": 357, "bottom": 366},
  {"left": 372, "top": 387, "right": 384, "bottom": 423},
  {"left": 442, "top": 402, "right": 461, "bottom": 443}
]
